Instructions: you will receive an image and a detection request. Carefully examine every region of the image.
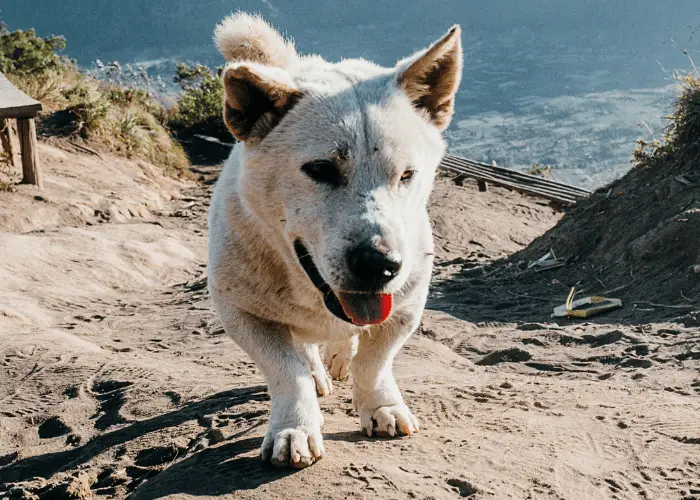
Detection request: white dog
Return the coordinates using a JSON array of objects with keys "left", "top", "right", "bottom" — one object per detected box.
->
[{"left": 208, "top": 12, "right": 462, "bottom": 468}]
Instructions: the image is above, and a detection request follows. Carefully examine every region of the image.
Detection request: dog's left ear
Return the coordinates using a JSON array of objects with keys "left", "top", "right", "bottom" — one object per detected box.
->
[
  {"left": 396, "top": 26, "right": 462, "bottom": 131},
  {"left": 222, "top": 63, "right": 303, "bottom": 142}
]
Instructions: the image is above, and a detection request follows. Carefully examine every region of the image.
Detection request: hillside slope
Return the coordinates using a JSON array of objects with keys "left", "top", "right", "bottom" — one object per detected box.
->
[{"left": 1, "top": 140, "right": 698, "bottom": 499}]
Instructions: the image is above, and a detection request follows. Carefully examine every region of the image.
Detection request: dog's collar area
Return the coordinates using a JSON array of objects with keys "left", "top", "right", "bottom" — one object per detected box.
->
[{"left": 293, "top": 239, "right": 353, "bottom": 324}]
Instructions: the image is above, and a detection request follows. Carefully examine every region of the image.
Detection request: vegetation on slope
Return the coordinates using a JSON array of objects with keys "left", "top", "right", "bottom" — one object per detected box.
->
[{"left": 0, "top": 24, "right": 190, "bottom": 179}]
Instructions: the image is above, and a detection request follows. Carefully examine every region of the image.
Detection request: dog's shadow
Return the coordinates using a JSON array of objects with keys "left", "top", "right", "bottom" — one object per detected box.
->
[{"left": 130, "top": 431, "right": 372, "bottom": 499}]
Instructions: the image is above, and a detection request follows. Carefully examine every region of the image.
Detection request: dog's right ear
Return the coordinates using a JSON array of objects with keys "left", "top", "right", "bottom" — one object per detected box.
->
[
  {"left": 222, "top": 63, "right": 303, "bottom": 143},
  {"left": 395, "top": 26, "right": 462, "bottom": 131}
]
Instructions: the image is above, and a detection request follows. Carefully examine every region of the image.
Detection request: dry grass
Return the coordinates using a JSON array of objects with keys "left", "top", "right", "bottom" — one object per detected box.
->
[
  {"left": 667, "top": 75, "right": 700, "bottom": 158},
  {"left": 634, "top": 74, "right": 700, "bottom": 169},
  {"left": 7, "top": 66, "right": 190, "bottom": 179}
]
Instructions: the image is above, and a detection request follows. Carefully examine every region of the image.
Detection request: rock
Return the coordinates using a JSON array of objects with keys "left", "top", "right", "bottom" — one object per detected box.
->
[
  {"left": 95, "top": 468, "right": 128, "bottom": 488},
  {"left": 517, "top": 322, "right": 562, "bottom": 331},
  {"left": 618, "top": 358, "right": 653, "bottom": 369},
  {"left": 206, "top": 428, "right": 227, "bottom": 445},
  {"left": 476, "top": 348, "right": 532, "bottom": 366},
  {"left": 584, "top": 330, "right": 623, "bottom": 348},
  {"left": 197, "top": 415, "right": 216, "bottom": 428},
  {"left": 42, "top": 473, "right": 93, "bottom": 500},
  {"left": 446, "top": 478, "right": 478, "bottom": 497}
]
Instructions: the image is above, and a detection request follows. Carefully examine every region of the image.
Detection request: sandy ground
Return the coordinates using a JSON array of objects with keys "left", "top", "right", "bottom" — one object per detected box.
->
[{"left": 1, "top": 144, "right": 699, "bottom": 499}]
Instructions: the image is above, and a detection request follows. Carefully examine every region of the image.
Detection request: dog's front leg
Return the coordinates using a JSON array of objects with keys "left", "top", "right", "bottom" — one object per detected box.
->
[
  {"left": 217, "top": 307, "right": 324, "bottom": 468},
  {"left": 351, "top": 311, "right": 421, "bottom": 437},
  {"left": 297, "top": 342, "right": 333, "bottom": 397}
]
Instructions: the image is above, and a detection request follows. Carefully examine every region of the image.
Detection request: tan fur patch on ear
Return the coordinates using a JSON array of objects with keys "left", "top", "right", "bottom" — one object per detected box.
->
[
  {"left": 398, "top": 26, "right": 462, "bottom": 130},
  {"left": 223, "top": 66, "right": 303, "bottom": 142}
]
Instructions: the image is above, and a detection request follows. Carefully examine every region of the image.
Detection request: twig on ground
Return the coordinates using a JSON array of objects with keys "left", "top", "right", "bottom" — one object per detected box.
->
[
  {"left": 68, "top": 140, "right": 104, "bottom": 160},
  {"left": 634, "top": 301, "right": 695, "bottom": 310}
]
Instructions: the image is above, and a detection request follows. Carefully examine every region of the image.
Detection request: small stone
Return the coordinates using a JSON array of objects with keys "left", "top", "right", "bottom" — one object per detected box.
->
[
  {"left": 197, "top": 415, "right": 216, "bottom": 428},
  {"left": 499, "top": 381, "right": 513, "bottom": 389},
  {"left": 517, "top": 322, "right": 562, "bottom": 331},
  {"left": 43, "top": 473, "right": 93, "bottom": 499},
  {"left": 96, "top": 468, "right": 128, "bottom": 488},
  {"left": 66, "top": 434, "right": 82, "bottom": 446},
  {"left": 476, "top": 348, "right": 532, "bottom": 366},
  {"left": 206, "top": 428, "right": 227, "bottom": 445}
]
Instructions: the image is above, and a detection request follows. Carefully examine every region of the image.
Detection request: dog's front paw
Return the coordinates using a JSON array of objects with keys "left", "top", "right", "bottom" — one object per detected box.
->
[
  {"left": 359, "top": 403, "right": 420, "bottom": 438},
  {"left": 261, "top": 425, "right": 324, "bottom": 469}
]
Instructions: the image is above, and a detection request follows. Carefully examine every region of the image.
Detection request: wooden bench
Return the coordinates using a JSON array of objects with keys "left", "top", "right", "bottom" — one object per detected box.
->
[{"left": 0, "top": 72, "right": 43, "bottom": 188}]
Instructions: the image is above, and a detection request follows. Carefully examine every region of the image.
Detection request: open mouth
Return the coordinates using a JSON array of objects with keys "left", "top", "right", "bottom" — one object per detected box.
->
[{"left": 293, "top": 240, "right": 393, "bottom": 326}]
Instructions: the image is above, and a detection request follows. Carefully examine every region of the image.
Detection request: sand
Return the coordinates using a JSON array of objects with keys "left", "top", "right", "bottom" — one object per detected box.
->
[{"left": 1, "top": 143, "right": 699, "bottom": 499}]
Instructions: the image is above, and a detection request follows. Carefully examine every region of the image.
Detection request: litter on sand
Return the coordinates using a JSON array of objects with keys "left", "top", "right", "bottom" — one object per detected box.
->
[
  {"left": 529, "top": 248, "right": 566, "bottom": 272},
  {"left": 552, "top": 287, "right": 622, "bottom": 318}
]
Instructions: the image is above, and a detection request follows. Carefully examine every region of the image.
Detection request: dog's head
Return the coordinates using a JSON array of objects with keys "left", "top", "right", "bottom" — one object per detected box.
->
[{"left": 215, "top": 13, "right": 462, "bottom": 326}]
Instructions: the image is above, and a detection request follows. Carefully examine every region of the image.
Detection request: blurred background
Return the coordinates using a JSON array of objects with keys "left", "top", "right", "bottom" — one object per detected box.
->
[{"left": 2, "top": 0, "right": 698, "bottom": 187}]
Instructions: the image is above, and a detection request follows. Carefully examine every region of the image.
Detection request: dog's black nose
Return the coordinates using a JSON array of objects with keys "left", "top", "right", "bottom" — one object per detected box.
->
[{"left": 346, "top": 244, "right": 402, "bottom": 288}]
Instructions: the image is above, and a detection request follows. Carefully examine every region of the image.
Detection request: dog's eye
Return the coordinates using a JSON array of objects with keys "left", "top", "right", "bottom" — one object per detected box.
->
[
  {"left": 301, "top": 160, "right": 344, "bottom": 187},
  {"left": 400, "top": 169, "right": 415, "bottom": 182}
]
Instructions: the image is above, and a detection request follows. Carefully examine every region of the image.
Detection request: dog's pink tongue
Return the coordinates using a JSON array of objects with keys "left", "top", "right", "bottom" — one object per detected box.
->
[{"left": 337, "top": 292, "right": 393, "bottom": 326}]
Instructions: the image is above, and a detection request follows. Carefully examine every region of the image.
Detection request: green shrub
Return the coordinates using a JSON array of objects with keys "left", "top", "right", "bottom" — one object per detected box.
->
[
  {"left": 169, "top": 63, "right": 229, "bottom": 140},
  {"left": 0, "top": 23, "right": 67, "bottom": 76},
  {"left": 62, "top": 80, "right": 111, "bottom": 137}
]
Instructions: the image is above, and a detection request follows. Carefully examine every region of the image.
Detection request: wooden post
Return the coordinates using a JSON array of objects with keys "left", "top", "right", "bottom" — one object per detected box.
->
[
  {"left": 17, "top": 118, "right": 42, "bottom": 189},
  {"left": 478, "top": 179, "right": 487, "bottom": 192},
  {"left": 0, "top": 118, "right": 16, "bottom": 168}
]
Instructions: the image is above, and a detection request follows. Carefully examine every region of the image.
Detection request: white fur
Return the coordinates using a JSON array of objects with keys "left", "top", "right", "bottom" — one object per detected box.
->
[
  {"left": 214, "top": 12, "right": 298, "bottom": 69},
  {"left": 208, "top": 12, "right": 462, "bottom": 468}
]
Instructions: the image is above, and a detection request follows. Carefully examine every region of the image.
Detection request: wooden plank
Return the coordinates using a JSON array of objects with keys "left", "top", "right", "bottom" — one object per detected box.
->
[
  {"left": 439, "top": 155, "right": 590, "bottom": 205},
  {"left": 442, "top": 154, "right": 590, "bottom": 197},
  {"left": 443, "top": 167, "right": 577, "bottom": 205},
  {"left": 442, "top": 159, "right": 582, "bottom": 202},
  {"left": 440, "top": 162, "right": 578, "bottom": 205},
  {"left": 17, "top": 118, "right": 42, "bottom": 189},
  {"left": 445, "top": 163, "right": 580, "bottom": 203},
  {"left": 0, "top": 73, "right": 42, "bottom": 119},
  {"left": 444, "top": 154, "right": 590, "bottom": 195}
]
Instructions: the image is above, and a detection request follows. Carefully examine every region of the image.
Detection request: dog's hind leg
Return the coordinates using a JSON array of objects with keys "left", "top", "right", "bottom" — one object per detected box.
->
[
  {"left": 323, "top": 336, "right": 358, "bottom": 381},
  {"left": 214, "top": 305, "right": 324, "bottom": 468},
  {"left": 297, "top": 342, "right": 333, "bottom": 397}
]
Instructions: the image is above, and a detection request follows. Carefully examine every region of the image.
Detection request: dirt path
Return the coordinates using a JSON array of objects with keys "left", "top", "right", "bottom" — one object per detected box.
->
[{"left": 1, "top": 145, "right": 699, "bottom": 499}]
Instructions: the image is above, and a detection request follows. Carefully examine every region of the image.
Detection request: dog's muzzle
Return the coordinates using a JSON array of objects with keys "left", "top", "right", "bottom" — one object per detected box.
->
[{"left": 293, "top": 239, "right": 393, "bottom": 326}]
